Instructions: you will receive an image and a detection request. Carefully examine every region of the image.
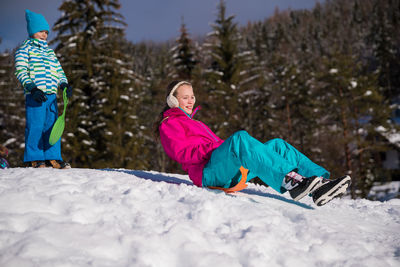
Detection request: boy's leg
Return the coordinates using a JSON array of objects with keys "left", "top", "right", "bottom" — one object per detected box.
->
[
  {"left": 24, "top": 95, "right": 46, "bottom": 162},
  {"left": 203, "top": 131, "right": 297, "bottom": 192},
  {"left": 43, "top": 94, "right": 62, "bottom": 161}
]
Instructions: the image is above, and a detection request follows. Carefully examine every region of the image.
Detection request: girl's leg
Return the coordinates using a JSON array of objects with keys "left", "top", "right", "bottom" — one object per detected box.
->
[
  {"left": 203, "top": 131, "right": 329, "bottom": 193},
  {"left": 203, "top": 131, "right": 295, "bottom": 192},
  {"left": 43, "top": 94, "right": 62, "bottom": 161},
  {"left": 262, "top": 138, "right": 330, "bottom": 179},
  {"left": 24, "top": 95, "right": 46, "bottom": 162}
]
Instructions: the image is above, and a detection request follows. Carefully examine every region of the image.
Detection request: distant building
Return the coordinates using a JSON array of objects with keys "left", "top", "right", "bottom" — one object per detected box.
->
[{"left": 377, "top": 126, "right": 400, "bottom": 180}]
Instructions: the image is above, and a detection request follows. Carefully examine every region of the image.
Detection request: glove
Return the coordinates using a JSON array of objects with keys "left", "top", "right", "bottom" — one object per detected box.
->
[
  {"left": 60, "top": 82, "right": 73, "bottom": 98},
  {"left": 30, "top": 88, "right": 47, "bottom": 103}
]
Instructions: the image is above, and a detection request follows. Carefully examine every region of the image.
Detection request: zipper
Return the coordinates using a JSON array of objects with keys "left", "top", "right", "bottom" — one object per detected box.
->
[
  {"left": 179, "top": 107, "right": 218, "bottom": 141},
  {"left": 198, "top": 121, "right": 218, "bottom": 141}
]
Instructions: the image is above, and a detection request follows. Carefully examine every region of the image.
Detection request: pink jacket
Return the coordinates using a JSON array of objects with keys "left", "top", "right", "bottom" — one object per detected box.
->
[{"left": 159, "top": 107, "right": 224, "bottom": 186}]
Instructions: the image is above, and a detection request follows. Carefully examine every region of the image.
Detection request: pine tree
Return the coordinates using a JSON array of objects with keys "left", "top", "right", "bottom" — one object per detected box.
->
[
  {"left": 248, "top": 9, "right": 319, "bottom": 156},
  {"left": 234, "top": 0, "right": 400, "bottom": 197},
  {"left": 0, "top": 47, "right": 25, "bottom": 167},
  {"left": 170, "top": 18, "right": 198, "bottom": 80},
  {"left": 52, "top": 0, "right": 144, "bottom": 168},
  {"left": 94, "top": 37, "right": 146, "bottom": 169},
  {"left": 120, "top": 41, "right": 182, "bottom": 173},
  {"left": 316, "top": 53, "right": 393, "bottom": 198},
  {"left": 366, "top": 0, "right": 400, "bottom": 99},
  {"left": 148, "top": 44, "right": 181, "bottom": 173},
  {"left": 239, "top": 22, "right": 276, "bottom": 141},
  {"left": 202, "top": 0, "right": 249, "bottom": 137}
]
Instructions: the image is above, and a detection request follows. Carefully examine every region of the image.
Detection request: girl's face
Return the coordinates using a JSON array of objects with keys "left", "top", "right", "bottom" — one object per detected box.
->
[
  {"left": 176, "top": 84, "right": 195, "bottom": 115},
  {"left": 32, "top": 30, "right": 48, "bottom": 41}
]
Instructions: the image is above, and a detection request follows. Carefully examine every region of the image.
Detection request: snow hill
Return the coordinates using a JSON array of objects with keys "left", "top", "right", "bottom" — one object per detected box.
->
[{"left": 0, "top": 168, "right": 399, "bottom": 267}]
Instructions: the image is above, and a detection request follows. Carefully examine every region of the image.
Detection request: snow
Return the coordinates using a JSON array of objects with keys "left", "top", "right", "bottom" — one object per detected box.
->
[
  {"left": 364, "top": 90, "right": 372, "bottom": 96},
  {"left": 77, "top": 127, "right": 89, "bottom": 135},
  {"left": 3, "top": 138, "right": 16, "bottom": 147},
  {"left": 376, "top": 126, "right": 400, "bottom": 148},
  {"left": 329, "top": 68, "right": 338, "bottom": 74},
  {"left": 124, "top": 131, "right": 133, "bottom": 137},
  {"left": 0, "top": 168, "right": 399, "bottom": 267},
  {"left": 82, "top": 140, "right": 93, "bottom": 146},
  {"left": 369, "top": 181, "right": 400, "bottom": 201}
]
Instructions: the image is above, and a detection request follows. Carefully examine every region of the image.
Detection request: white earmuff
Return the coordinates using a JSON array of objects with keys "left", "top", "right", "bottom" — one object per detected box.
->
[
  {"left": 167, "top": 94, "right": 179, "bottom": 108},
  {"left": 166, "top": 81, "right": 191, "bottom": 108}
]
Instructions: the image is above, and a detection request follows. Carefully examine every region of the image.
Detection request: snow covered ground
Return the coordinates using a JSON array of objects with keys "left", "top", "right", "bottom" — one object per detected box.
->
[{"left": 0, "top": 168, "right": 399, "bottom": 267}]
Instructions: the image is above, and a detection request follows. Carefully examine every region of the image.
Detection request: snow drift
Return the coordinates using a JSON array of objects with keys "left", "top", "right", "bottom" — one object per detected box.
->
[{"left": 0, "top": 168, "right": 399, "bottom": 267}]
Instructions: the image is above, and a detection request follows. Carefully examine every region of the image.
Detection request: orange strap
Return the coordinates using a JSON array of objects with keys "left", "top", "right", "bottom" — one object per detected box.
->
[{"left": 208, "top": 166, "right": 248, "bottom": 193}]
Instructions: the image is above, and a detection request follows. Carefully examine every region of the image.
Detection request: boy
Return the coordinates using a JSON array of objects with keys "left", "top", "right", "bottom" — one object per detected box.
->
[{"left": 15, "top": 9, "right": 72, "bottom": 169}]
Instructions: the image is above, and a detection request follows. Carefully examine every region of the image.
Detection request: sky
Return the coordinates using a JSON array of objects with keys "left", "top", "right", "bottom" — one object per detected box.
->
[{"left": 0, "top": 0, "right": 323, "bottom": 51}]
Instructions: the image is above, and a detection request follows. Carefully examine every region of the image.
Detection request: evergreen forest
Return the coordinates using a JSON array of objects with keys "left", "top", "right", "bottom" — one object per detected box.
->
[{"left": 1, "top": 0, "right": 399, "bottom": 199}]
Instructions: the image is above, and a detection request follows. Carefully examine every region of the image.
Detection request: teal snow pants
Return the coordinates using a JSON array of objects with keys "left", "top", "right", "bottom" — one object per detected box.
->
[{"left": 202, "top": 131, "right": 330, "bottom": 193}]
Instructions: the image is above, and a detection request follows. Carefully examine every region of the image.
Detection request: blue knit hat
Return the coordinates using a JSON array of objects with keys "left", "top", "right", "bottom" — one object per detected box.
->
[{"left": 25, "top": 9, "right": 50, "bottom": 37}]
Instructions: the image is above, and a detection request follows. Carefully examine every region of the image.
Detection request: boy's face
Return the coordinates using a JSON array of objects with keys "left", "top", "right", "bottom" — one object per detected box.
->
[{"left": 32, "top": 30, "right": 48, "bottom": 41}]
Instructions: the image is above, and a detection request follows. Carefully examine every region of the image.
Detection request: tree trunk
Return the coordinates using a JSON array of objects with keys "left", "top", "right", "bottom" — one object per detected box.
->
[
  {"left": 339, "top": 87, "right": 354, "bottom": 197},
  {"left": 286, "top": 101, "right": 293, "bottom": 143}
]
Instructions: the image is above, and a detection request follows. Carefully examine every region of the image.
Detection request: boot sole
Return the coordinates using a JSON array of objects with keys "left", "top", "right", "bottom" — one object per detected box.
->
[
  {"left": 47, "top": 160, "right": 71, "bottom": 169},
  {"left": 313, "top": 176, "right": 351, "bottom": 206},
  {"left": 51, "top": 166, "right": 71, "bottom": 169},
  {"left": 293, "top": 177, "right": 323, "bottom": 201},
  {"left": 61, "top": 165, "right": 71, "bottom": 169}
]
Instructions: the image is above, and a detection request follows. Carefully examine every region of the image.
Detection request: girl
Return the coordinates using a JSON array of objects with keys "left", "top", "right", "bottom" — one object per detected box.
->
[
  {"left": 156, "top": 81, "right": 351, "bottom": 206},
  {"left": 15, "top": 9, "right": 72, "bottom": 169}
]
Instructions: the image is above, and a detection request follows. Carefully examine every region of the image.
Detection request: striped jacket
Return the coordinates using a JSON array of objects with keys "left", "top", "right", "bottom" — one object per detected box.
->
[{"left": 15, "top": 38, "right": 68, "bottom": 94}]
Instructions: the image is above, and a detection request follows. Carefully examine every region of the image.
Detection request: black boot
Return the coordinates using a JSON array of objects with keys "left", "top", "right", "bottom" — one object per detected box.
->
[
  {"left": 312, "top": 175, "right": 351, "bottom": 206},
  {"left": 288, "top": 176, "right": 323, "bottom": 201}
]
